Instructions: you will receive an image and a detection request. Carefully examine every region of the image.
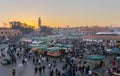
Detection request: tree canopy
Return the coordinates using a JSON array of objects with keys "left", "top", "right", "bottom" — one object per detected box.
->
[{"left": 9, "top": 21, "right": 34, "bottom": 34}]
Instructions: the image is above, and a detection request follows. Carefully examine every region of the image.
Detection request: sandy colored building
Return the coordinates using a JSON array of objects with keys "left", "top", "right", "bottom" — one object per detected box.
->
[
  {"left": 77, "top": 26, "right": 110, "bottom": 34},
  {"left": 0, "top": 28, "right": 22, "bottom": 38},
  {"left": 81, "top": 32, "right": 120, "bottom": 40}
]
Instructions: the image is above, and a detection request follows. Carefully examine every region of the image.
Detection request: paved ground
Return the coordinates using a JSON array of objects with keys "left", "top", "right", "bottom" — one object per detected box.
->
[
  {"left": 0, "top": 46, "right": 65, "bottom": 76},
  {"left": 0, "top": 53, "right": 88, "bottom": 76},
  {"left": 0, "top": 45, "right": 116, "bottom": 76},
  {"left": 0, "top": 45, "right": 87, "bottom": 76},
  {"left": 0, "top": 56, "right": 60, "bottom": 76}
]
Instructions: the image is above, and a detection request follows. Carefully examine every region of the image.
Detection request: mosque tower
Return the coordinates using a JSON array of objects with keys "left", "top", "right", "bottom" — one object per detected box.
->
[{"left": 38, "top": 17, "right": 41, "bottom": 31}]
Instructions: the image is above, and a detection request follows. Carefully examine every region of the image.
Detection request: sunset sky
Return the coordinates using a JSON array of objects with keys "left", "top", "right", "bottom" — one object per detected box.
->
[{"left": 0, "top": 0, "right": 120, "bottom": 28}]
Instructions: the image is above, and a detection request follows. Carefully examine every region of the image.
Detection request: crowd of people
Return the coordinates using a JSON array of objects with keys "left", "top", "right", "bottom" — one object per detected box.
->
[{"left": 0, "top": 38, "right": 120, "bottom": 76}]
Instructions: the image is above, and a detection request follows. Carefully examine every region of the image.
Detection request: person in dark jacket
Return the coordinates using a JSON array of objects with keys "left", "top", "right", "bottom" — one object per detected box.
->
[
  {"left": 39, "top": 66, "right": 42, "bottom": 74},
  {"left": 12, "top": 68, "right": 16, "bottom": 76},
  {"left": 34, "top": 67, "right": 38, "bottom": 76}
]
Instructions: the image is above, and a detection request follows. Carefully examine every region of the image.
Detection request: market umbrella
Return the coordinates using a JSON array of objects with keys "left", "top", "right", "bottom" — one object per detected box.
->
[
  {"left": 116, "top": 57, "right": 120, "bottom": 60},
  {"left": 107, "top": 48, "right": 120, "bottom": 54},
  {"left": 46, "top": 47, "right": 62, "bottom": 52},
  {"left": 87, "top": 54, "right": 105, "bottom": 60}
]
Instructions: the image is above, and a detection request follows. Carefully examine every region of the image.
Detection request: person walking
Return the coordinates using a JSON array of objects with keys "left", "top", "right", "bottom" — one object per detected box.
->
[
  {"left": 88, "top": 70, "right": 92, "bottom": 76},
  {"left": 34, "top": 66, "right": 38, "bottom": 76},
  {"left": 12, "top": 68, "right": 16, "bottom": 76},
  {"left": 39, "top": 66, "right": 42, "bottom": 75},
  {"left": 43, "top": 65, "right": 45, "bottom": 73}
]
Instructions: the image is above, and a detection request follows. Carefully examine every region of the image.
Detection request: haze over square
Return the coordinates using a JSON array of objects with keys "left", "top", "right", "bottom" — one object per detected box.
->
[{"left": 0, "top": 0, "right": 120, "bottom": 28}]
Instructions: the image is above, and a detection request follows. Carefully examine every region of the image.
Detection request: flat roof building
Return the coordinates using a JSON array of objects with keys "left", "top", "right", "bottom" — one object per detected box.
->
[{"left": 0, "top": 28, "right": 22, "bottom": 38}]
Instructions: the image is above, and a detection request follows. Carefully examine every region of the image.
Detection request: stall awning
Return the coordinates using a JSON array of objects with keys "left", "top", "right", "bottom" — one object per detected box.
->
[{"left": 46, "top": 47, "right": 62, "bottom": 52}]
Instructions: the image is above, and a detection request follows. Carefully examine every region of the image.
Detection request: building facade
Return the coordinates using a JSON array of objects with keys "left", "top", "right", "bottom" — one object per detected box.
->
[
  {"left": 0, "top": 28, "right": 22, "bottom": 38},
  {"left": 77, "top": 26, "right": 110, "bottom": 34}
]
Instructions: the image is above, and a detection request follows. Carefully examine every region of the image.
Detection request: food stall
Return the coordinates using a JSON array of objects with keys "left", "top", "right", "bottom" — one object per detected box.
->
[{"left": 46, "top": 47, "right": 64, "bottom": 57}]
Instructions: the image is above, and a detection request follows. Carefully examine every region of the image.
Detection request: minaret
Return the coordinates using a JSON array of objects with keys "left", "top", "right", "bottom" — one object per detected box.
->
[{"left": 38, "top": 17, "right": 41, "bottom": 31}]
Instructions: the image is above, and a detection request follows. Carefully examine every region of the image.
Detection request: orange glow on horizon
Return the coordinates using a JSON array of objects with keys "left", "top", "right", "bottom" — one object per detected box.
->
[{"left": 0, "top": 17, "right": 120, "bottom": 29}]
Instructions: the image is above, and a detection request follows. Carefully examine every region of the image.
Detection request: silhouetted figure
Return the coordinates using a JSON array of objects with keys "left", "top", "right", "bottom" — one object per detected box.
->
[
  {"left": 12, "top": 68, "right": 16, "bottom": 76},
  {"left": 43, "top": 65, "right": 45, "bottom": 73},
  {"left": 34, "top": 67, "right": 38, "bottom": 76},
  {"left": 39, "top": 66, "right": 42, "bottom": 74}
]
